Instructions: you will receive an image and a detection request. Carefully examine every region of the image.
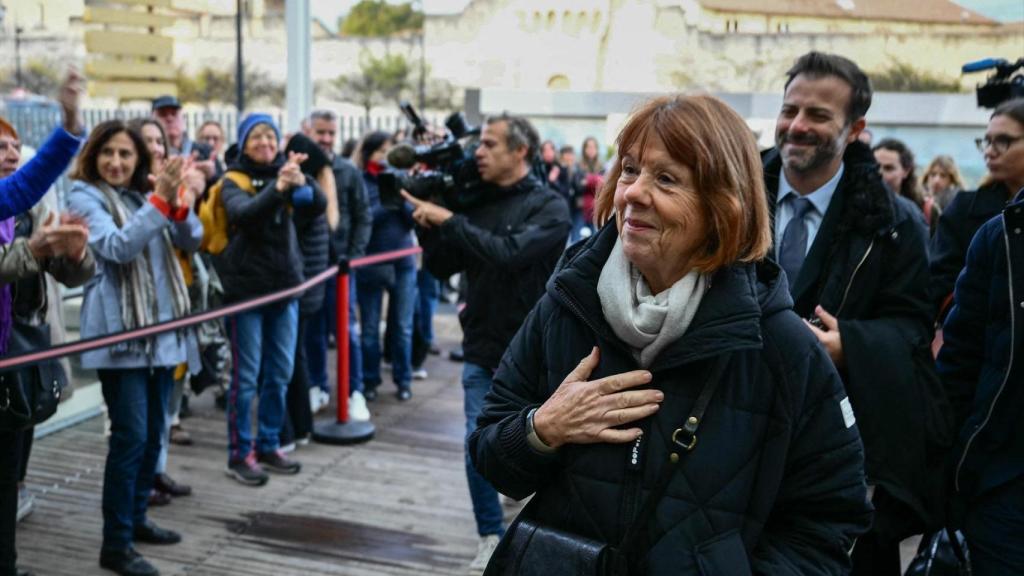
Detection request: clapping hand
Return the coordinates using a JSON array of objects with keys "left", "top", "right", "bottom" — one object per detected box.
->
[
  {"left": 27, "top": 212, "right": 90, "bottom": 263},
  {"left": 150, "top": 156, "right": 189, "bottom": 206},
  {"left": 276, "top": 151, "right": 308, "bottom": 192}
]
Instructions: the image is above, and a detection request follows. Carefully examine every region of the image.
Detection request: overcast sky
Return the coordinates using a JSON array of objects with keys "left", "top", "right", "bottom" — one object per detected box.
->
[{"left": 310, "top": 0, "right": 1023, "bottom": 26}]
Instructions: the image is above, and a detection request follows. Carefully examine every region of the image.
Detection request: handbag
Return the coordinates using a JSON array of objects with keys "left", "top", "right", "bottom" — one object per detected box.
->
[
  {"left": 489, "top": 355, "right": 732, "bottom": 576},
  {"left": 0, "top": 322, "right": 68, "bottom": 432},
  {"left": 904, "top": 528, "right": 972, "bottom": 576}
]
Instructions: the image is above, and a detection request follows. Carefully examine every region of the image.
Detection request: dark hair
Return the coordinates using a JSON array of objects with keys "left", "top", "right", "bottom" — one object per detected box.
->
[
  {"left": 484, "top": 113, "right": 540, "bottom": 161},
  {"left": 595, "top": 94, "right": 771, "bottom": 272},
  {"left": 992, "top": 97, "right": 1024, "bottom": 127},
  {"left": 340, "top": 138, "right": 358, "bottom": 159},
  {"left": 70, "top": 119, "right": 152, "bottom": 192},
  {"left": 354, "top": 130, "right": 391, "bottom": 170},
  {"left": 784, "top": 51, "right": 873, "bottom": 123},
  {"left": 873, "top": 138, "right": 924, "bottom": 207},
  {"left": 128, "top": 118, "right": 169, "bottom": 158},
  {"left": 559, "top": 145, "right": 575, "bottom": 156}
]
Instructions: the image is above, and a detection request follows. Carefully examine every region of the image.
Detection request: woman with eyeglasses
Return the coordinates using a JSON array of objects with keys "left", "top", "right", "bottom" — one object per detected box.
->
[{"left": 930, "top": 98, "right": 1024, "bottom": 317}]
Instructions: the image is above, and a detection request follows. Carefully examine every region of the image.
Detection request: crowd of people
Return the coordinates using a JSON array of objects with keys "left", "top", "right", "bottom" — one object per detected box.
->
[{"left": 0, "top": 48, "right": 1022, "bottom": 576}]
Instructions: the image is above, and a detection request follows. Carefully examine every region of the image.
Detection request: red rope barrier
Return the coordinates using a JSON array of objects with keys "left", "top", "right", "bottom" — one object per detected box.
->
[{"left": 0, "top": 246, "right": 424, "bottom": 376}]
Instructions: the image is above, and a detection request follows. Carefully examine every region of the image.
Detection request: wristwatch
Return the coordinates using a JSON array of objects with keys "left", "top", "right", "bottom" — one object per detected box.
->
[{"left": 526, "top": 408, "right": 558, "bottom": 454}]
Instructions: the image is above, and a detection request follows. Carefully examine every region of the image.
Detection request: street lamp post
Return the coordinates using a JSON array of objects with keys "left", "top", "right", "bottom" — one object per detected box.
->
[
  {"left": 236, "top": 0, "right": 245, "bottom": 112},
  {"left": 418, "top": 1, "right": 426, "bottom": 111},
  {"left": 14, "top": 25, "right": 23, "bottom": 88}
]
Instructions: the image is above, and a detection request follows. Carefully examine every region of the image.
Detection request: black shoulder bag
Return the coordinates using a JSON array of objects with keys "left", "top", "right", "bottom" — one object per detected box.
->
[
  {"left": 489, "top": 355, "right": 732, "bottom": 576},
  {"left": 0, "top": 322, "right": 67, "bottom": 432}
]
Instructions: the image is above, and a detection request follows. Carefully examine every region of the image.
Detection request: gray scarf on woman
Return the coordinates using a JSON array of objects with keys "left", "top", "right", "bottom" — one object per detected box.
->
[
  {"left": 97, "top": 184, "right": 190, "bottom": 356},
  {"left": 597, "top": 238, "right": 708, "bottom": 367}
]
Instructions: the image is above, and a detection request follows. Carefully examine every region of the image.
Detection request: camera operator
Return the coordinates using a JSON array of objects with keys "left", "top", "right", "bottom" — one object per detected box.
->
[{"left": 401, "top": 113, "right": 570, "bottom": 573}]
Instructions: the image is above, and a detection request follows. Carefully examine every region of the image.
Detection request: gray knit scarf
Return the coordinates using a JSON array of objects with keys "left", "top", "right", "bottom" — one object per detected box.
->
[
  {"left": 97, "top": 184, "right": 190, "bottom": 356},
  {"left": 597, "top": 238, "right": 708, "bottom": 367}
]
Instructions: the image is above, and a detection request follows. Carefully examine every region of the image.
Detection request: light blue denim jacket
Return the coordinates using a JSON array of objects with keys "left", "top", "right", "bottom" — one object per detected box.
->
[{"left": 67, "top": 180, "right": 203, "bottom": 370}]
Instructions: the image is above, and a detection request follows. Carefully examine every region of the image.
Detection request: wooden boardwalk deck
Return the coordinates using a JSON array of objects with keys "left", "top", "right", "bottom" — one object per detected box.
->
[{"left": 16, "top": 312, "right": 520, "bottom": 576}]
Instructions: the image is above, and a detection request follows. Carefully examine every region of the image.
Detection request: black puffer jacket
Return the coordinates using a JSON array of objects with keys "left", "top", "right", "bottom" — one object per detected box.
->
[
  {"left": 418, "top": 175, "right": 570, "bottom": 370},
  {"left": 293, "top": 183, "right": 329, "bottom": 315},
  {"left": 214, "top": 154, "right": 322, "bottom": 304},
  {"left": 470, "top": 223, "right": 872, "bottom": 575},
  {"left": 929, "top": 181, "right": 1012, "bottom": 316},
  {"left": 763, "top": 141, "right": 952, "bottom": 542}
]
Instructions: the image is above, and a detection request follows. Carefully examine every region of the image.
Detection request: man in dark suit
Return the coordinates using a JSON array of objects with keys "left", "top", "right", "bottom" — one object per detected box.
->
[{"left": 761, "top": 51, "right": 951, "bottom": 576}]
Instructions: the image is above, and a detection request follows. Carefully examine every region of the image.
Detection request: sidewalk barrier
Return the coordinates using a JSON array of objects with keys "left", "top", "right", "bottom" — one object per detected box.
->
[
  {"left": 0, "top": 246, "right": 424, "bottom": 445},
  {"left": 314, "top": 246, "right": 423, "bottom": 445}
]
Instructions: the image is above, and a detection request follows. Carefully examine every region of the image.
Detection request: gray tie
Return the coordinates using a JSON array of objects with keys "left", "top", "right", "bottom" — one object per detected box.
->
[{"left": 779, "top": 197, "right": 814, "bottom": 286}]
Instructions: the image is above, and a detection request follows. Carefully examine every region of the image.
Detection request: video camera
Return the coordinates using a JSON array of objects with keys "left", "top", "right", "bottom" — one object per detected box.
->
[
  {"left": 963, "top": 57, "right": 1024, "bottom": 109},
  {"left": 378, "top": 101, "right": 483, "bottom": 211}
]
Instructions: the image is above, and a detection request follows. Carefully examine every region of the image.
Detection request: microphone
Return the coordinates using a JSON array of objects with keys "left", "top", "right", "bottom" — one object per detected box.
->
[{"left": 387, "top": 143, "right": 418, "bottom": 169}]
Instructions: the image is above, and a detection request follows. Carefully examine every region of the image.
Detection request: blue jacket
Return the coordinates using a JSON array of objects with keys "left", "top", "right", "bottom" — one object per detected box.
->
[
  {"left": 362, "top": 171, "right": 415, "bottom": 267},
  {"left": 939, "top": 189, "right": 1024, "bottom": 502},
  {"left": 67, "top": 180, "right": 203, "bottom": 370},
  {"left": 0, "top": 126, "right": 82, "bottom": 219}
]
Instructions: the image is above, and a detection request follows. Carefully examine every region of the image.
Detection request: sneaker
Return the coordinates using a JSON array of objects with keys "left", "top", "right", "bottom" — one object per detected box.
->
[
  {"left": 99, "top": 547, "right": 159, "bottom": 576},
  {"left": 348, "top": 391, "right": 371, "bottom": 422},
  {"left": 257, "top": 450, "right": 302, "bottom": 475},
  {"left": 309, "top": 387, "right": 325, "bottom": 414},
  {"left": 397, "top": 388, "right": 412, "bottom": 402},
  {"left": 225, "top": 453, "right": 269, "bottom": 487},
  {"left": 147, "top": 490, "right": 171, "bottom": 507},
  {"left": 279, "top": 442, "right": 297, "bottom": 454},
  {"left": 411, "top": 368, "right": 428, "bottom": 380},
  {"left": 363, "top": 387, "right": 378, "bottom": 402},
  {"left": 16, "top": 486, "right": 34, "bottom": 522},
  {"left": 468, "top": 534, "right": 501, "bottom": 574},
  {"left": 318, "top": 389, "right": 331, "bottom": 410},
  {"left": 295, "top": 433, "right": 312, "bottom": 447}
]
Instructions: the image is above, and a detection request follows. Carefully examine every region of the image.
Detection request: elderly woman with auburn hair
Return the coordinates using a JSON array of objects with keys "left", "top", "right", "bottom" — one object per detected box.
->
[{"left": 469, "top": 94, "right": 871, "bottom": 575}]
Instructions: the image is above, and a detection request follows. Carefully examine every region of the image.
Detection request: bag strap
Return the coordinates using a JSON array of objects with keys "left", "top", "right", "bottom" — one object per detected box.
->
[
  {"left": 944, "top": 526, "right": 971, "bottom": 573},
  {"left": 614, "top": 353, "right": 733, "bottom": 561}
]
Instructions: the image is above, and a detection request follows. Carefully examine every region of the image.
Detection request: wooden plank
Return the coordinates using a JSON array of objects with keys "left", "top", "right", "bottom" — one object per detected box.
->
[
  {"left": 15, "top": 311, "right": 484, "bottom": 576},
  {"left": 88, "top": 80, "right": 178, "bottom": 100},
  {"left": 86, "top": 59, "right": 177, "bottom": 81},
  {"left": 83, "top": 6, "right": 176, "bottom": 28},
  {"left": 84, "top": 29, "right": 173, "bottom": 59}
]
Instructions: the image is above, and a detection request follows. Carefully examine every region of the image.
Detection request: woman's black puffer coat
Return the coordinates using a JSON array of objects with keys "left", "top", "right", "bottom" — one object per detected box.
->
[{"left": 470, "top": 223, "right": 872, "bottom": 575}]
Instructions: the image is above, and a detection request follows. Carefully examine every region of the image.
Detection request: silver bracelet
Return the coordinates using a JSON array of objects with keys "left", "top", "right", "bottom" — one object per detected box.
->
[{"left": 526, "top": 407, "right": 558, "bottom": 454}]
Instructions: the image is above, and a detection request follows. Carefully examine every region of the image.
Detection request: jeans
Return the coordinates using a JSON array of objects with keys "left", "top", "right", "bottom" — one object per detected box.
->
[
  {"left": 98, "top": 367, "right": 174, "bottom": 552},
  {"left": 227, "top": 300, "right": 299, "bottom": 462},
  {"left": 462, "top": 362, "right": 504, "bottom": 537},
  {"left": 358, "top": 263, "right": 416, "bottom": 392},
  {"left": 964, "top": 477, "right": 1024, "bottom": 576},
  {"left": 156, "top": 375, "right": 186, "bottom": 475},
  {"left": 0, "top": 428, "right": 28, "bottom": 574},
  {"left": 416, "top": 269, "right": 439, "bottom": 348}
]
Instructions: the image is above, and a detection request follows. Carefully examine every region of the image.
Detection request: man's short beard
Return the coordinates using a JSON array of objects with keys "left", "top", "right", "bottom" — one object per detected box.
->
[{"left": 777, "top": 127, "right": 849, "bottom": 174}]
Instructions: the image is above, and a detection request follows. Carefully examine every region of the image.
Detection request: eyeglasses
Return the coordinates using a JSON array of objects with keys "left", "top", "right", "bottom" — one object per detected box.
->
[{"left": 976, "top": 135, "right": 1024, "bottom": 154}]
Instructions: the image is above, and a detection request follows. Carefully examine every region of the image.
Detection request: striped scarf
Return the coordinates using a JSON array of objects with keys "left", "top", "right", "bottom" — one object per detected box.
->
[{"left": 97, "top": 184, "right": 190, "bottom": 357}]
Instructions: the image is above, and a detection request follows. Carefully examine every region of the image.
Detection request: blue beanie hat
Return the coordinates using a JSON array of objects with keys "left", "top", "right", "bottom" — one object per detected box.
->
[{"left": 237, "top": 113, "right": 280, "bottom": 150}]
